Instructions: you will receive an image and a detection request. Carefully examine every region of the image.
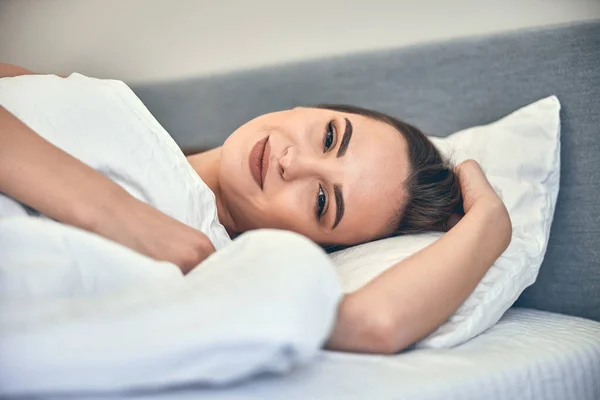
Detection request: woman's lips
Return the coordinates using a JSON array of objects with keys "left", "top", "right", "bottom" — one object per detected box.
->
[
  {"left": 261, "top": 138, "right": 271, "bottom": 188},
  {"left": 248, "top": 136, "right": 270, "bottom": 189}
]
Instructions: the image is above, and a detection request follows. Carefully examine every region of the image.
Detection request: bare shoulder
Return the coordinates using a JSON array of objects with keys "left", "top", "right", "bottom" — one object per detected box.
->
[{"left": 0, "top": 63, "right": 66, "bottom": 78}]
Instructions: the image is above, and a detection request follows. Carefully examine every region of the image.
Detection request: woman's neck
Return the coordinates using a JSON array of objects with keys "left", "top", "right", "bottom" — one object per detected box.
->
[{"left": 187, "top": 148, "right": 237, "bottom": 237}]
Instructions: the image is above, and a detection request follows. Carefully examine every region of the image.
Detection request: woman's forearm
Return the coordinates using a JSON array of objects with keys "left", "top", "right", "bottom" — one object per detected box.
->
[
  {"left": 327, "top": 198, "right": 511, "bottom": 353},
  {"left": 0, "top": 105, "right": 216, "bottom": 271},
  {"left": 0, "top": 105, "right": 131, "bottom": 232}
]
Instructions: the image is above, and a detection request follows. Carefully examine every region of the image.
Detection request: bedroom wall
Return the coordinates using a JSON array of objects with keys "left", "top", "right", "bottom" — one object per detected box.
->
[{"left": 0, "top": 0, "right": 599, "bottom": 84}]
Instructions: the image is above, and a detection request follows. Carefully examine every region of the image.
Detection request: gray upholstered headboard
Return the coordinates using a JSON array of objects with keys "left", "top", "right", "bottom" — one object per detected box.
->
[{"left": 133, "top": 21, "right": 600, "bottom": 321}]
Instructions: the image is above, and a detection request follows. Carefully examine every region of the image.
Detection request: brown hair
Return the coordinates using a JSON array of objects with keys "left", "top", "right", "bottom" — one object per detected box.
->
[{"left": 315, "top": 104, "right": 462, "bottom": 236}]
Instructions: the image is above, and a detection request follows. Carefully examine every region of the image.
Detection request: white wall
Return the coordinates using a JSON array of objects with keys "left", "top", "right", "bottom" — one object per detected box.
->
[{"left": 1, "top": 0, "right": 599, "bottom": 84}]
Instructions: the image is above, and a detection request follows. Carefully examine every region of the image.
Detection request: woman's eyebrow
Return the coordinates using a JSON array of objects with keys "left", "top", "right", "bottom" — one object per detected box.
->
[
  {"left": 336, "top": 117, "right": 353, "bottom": 158},
  {"left": 332, "top": 117, "right": 351, "bottom": 229},
  {"left": 332, "top": 183, "right": 344, "bottom": 229}
]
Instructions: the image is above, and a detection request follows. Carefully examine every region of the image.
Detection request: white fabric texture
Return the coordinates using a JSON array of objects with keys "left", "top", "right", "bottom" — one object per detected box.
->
[
  {"left": 0, "top": 224, "right": 342, "bottom": 396},
  {"left": 0, "top": 73, "right": 231, "bottom": 251},
  {"left": 112, "top": 309, "right": 599, "bottom": 400},
  {"left": 331, "top": 96, "right": 561, "bottom": 349},
  {"left": 0, "top": 217, "right": 183, "bottom": 300}
]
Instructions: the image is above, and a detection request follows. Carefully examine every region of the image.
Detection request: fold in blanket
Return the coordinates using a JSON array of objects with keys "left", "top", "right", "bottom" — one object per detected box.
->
[{"left": 0, "top": 218, "right": 342, "bottom": 396}]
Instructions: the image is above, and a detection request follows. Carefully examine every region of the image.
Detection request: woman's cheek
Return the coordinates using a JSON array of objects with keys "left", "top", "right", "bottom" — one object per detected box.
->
[{"left": 268, "top": 193, "right": 306, "bottom": 231}]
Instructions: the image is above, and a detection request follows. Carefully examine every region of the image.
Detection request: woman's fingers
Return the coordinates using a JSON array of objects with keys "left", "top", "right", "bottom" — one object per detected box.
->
[
  {"left": 454, "top": 160, "right": 497, "bottom": 213},
  {"left": 176, "top": 231, "right": 217, "bottom": 274}
]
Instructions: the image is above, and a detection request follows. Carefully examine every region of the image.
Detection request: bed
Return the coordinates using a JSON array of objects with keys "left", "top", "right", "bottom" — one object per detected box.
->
[{"left": 102, "top": 309, "right": 600, "bottom": 400}]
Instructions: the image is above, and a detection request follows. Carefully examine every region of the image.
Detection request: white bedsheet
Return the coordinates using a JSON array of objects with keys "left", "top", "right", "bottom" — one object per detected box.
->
[{"left": 99, "top": 308, "right": 600, "bottom": 400}]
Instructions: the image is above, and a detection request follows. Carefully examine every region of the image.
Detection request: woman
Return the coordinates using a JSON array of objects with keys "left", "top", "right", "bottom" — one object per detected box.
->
[{"left": 0, "top": 63, "right": 511, "bottom": 353}]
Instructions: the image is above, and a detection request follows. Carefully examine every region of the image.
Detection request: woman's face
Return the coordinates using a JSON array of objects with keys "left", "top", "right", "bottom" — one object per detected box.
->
[{"left": 219, "top": 107, "right": 410, "bottom": 246}]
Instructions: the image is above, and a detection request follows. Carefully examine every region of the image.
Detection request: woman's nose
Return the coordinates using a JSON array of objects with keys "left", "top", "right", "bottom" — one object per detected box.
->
[{"left": 279, "top": 146, "right": 319, "bottom": 181}]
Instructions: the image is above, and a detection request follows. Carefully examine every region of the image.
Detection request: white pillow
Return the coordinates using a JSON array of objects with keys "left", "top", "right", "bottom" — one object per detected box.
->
[{"left": 330, "top": 96, "right": 561, "bottom": 349}]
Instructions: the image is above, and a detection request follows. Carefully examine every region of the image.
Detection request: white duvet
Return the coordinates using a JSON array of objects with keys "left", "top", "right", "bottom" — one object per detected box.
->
[{"left": 0, "top": 221, "right": 342, "bottom": 396}]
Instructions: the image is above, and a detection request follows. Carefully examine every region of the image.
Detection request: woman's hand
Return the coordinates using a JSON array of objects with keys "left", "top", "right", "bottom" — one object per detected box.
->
[
  {"left": 92, "top": 195, "right": 216, "bottom": 274},
  {"left": 455, "top": 159, "right": 502, "bottom": 213},
  {"left": 447, "top": 160, "right": 503, "bottom": 229}
]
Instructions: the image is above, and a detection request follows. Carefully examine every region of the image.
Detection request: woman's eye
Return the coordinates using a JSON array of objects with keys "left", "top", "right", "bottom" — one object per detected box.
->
[
  {"left": 323, "top": 121, "right": 335, "bottom": 152},
  {"left": 316, "top": 186, "right": 327, "bottom": 219}
]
